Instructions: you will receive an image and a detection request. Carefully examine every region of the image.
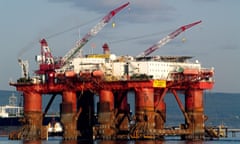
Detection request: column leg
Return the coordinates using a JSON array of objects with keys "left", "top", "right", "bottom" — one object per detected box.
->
[
  {"left": 185, "top": 89, "right": 205, "bottom": 140},
  {"left": 9, "top": 91, "right": 43, "bottom": 140},
  {"left": 98, "top": 89, "right": 116, "bottom": 139},
  {"left": 132, "top": 88, "right": 155, "bottom": 139},
  {"left": 61, "top": 91, "right": 78, "bottom": 140}
]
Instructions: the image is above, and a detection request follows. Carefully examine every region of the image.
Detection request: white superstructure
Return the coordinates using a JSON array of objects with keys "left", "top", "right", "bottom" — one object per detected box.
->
[
  {"left": 66, "top": 54, "right": 205, "bottom": 81},
  {"left": 69, "top": 57, "right": 106, "bottom": 73},
  {"left": 0, "top": 93, "right": 23, "bottom": 118}
]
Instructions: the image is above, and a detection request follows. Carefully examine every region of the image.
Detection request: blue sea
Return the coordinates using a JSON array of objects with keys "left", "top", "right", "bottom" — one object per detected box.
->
[{"left": 0, "top": 90, "right": 239, "bottom": 143}]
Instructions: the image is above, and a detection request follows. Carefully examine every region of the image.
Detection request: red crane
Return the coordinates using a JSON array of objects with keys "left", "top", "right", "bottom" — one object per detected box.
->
[
  {"left": 59, "top": 2, "right": 130, "bottom": 72},
  {"left": 137, "top": 20, "right": 202, "bottom": 57},
  {"left": 35, "top": 2, "right": 130, "bottom": 74},
  {"left": 35, "top": 39, "right": 57, "bottom": 74}
]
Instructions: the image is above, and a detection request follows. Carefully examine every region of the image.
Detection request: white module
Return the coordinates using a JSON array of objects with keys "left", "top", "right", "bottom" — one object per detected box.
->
[
  {"left": 69, "top": 57, "right": 106, "bottom": 73},
  {"left": 69, "top": 55, "right": 202, "bottom": 81}
]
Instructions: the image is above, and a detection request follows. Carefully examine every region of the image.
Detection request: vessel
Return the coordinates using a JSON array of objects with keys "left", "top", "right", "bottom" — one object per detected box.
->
[
  {"left": 0, "top": 93, "right": 23, "bottom": 126},
  {"left": 0, "top": 93, "right": 62, "bottom": 136}
]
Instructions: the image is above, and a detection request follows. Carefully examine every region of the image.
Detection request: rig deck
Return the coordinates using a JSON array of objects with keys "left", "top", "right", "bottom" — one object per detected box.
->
[{"left": 9, "top": 65, "right": 214, "bottom": 140}]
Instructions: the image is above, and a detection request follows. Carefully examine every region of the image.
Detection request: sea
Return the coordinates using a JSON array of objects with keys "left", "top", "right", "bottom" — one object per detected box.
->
[{"left": 0, "top": 90, "right": 239, "bottom": 144}]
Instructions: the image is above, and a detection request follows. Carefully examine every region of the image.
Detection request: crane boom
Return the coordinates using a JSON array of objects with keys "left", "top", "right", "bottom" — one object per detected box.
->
[
  {"left": 18, "top": 59, "right": 29, "bottom": 79},
  {"left": 137, "top": 20, "right": 202, "bottom": 57},
  {"left": 61, "top": 2, "right": 130, "bottom": 65}
]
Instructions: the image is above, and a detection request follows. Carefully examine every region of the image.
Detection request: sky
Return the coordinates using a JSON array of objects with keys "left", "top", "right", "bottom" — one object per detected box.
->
[{"left": 0, "top": 0, "right": 239, "bottom": 93}]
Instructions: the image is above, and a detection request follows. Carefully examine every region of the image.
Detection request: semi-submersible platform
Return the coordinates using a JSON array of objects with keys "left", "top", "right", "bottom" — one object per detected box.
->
[{"left": 9, "top": 2, "right": 218, "bottom": 141}]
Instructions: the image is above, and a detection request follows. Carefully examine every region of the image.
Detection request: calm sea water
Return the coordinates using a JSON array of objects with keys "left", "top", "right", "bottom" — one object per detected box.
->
[
  {"left": 0, "top": 137, "right": 240, "bottom": 144},
  {"left": 0, "top": 90, "right": 239, "bottom": 143}
]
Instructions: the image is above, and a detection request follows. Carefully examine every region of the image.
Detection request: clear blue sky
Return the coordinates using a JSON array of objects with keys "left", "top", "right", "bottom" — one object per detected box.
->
[{"left": 0, "top": 0, "right": 239, "bottom": 93}]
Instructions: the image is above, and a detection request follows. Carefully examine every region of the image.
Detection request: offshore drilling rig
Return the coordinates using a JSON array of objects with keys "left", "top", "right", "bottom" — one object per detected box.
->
[{"left": 9, "top": 2, "right": 216, "bottom": 141}]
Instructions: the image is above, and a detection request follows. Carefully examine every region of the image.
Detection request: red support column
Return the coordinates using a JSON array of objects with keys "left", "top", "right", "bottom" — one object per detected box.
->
[
  {"left": 185, "top": 89, "right": 205, "bottom": 140},
  {"left": 135, "top": 88, "right": 154, "bottom": 112},
  {"left": 61, "top": 91, "right": 78, "bottom": 140},
  {"left": 133, "top": 87, "right": 155, "bottom": 138},
  {"left": 9, "top": 91, "right": 43, "bottom": 140},
  {"left": 99, "top": 89, "right": 114, "bottom": 112},
  {"left": 62, "top": 91, "right": 77, "bottom": 112},
  {"left": 98, "top": 89, "right": 116, "bottom": 139}
]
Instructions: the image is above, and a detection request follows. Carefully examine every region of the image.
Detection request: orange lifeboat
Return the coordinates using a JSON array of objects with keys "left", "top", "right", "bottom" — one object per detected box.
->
[
  {"left": 65, "top": 71, "right": 76, "bottom": 77},
  {"left": 183, "top": 69, "right": 199, "bottom": 75},
  {"left": 92, "top": 70, "right": 104, "bottom": 77}
]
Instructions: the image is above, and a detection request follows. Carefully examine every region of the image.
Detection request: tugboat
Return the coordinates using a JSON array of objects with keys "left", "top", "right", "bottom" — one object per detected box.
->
[{"left": 47, "top": 118, "right": 63, "bottom": 136}]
